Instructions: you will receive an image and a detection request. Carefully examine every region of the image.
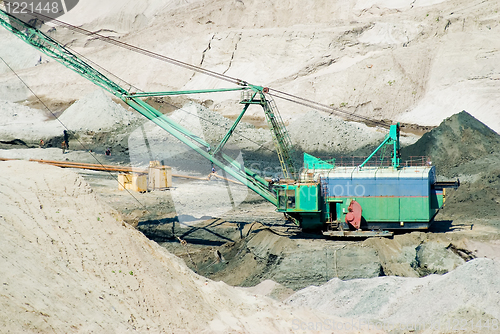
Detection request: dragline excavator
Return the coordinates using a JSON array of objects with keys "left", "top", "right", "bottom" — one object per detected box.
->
[{"left": 0, "top": 7, "right": 458, "bottom": 237}]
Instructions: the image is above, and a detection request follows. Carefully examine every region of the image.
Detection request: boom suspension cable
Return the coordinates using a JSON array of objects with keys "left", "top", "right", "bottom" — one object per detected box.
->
[{"left": 4, "top": 6, "right": 391, "bottom": 128}]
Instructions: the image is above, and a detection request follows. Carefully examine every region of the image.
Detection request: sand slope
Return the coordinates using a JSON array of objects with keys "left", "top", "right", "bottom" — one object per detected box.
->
[{"left": 0, "top": 160, "right": 338, "bottom": 333}]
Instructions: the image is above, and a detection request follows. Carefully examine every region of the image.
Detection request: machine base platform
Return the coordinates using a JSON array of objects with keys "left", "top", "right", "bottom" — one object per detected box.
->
[{"left": 323, "top": 230, "right": 394, "bottom": 238}]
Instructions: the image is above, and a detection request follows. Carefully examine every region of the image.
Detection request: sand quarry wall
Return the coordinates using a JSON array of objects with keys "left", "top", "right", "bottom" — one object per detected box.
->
[
  {"left": 0, "top": 160, "right": 357, "bottom": 334},
  {"left": 1, "top": 0, "right": 499, "bottom": 132}
]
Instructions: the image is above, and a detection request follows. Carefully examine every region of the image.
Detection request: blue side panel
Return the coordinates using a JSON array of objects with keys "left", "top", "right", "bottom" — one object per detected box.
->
[{"left": 326, "top": 178, "right": 428, "bottom": 197}]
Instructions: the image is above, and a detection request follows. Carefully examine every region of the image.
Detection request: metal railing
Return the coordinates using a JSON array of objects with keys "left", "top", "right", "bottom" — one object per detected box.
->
[{"left": 317, "top": 155, "right": 431, "bottom": 168}]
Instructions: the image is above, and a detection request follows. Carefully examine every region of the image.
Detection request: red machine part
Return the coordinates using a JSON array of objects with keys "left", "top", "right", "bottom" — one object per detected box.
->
[{"left": 345, "top": 200, "right": 362, "bottom": 229}]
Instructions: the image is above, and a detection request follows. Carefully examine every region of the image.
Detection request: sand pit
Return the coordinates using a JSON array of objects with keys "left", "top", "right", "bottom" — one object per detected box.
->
[
  {"left": 1, "top": 1, "right": 500, "bottom": 330},
  {"left": 0, "top": 160, "right": 346, "bottom": 333}
]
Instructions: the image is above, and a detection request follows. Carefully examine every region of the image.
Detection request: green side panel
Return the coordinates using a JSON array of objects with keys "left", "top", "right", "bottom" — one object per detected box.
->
[
  {"left": 390, "top": 124, "right": 398, "bottom": 138},
  {"left": 356, "top": 197, "right": 400, "bottom": 221},
  {"left": 297, "top": 184, "right": 319, "bottom": 212},
  {"left": 430, "top": 190, "right": 444, "bottom": 219},
  {"left": 303, "top": 153, "right": 335, "bottom": 170},
  {"left": 430, "top": 190, "right": 444, "bottom": 209},
  {"left": 400, "top": 197, "right": 429, "bottom": 221},
  {"left": 334, "top": 196, "right": 434, "bottom": 222},
  {"left": 430, "top": 191, "right": 438, "bottom": 209},
  {"left": 437, "top": 194, "right": 444, "bottom": 208}
]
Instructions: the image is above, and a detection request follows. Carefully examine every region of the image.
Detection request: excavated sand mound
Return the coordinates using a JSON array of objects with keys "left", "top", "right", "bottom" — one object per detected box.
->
[
  {"left": 0, "top": 99, "right": 63, "bottom": 141},
  {"left": 57, "top": 90, "right": 138, "bottom": 132},
  {"left": 403, "top": 111, "right": 500, "bottom": 172},
  {"left": 0, "top": 160, "right": 336, "bottom": 333},
  {"left": 286, "top": 258, "right": 500, "bottom": 331},
  {"left": 402, "top": 111, "right": 500, "bottom": 218},
  {"left": 287, "top": 110, "right": 385, "bottom": 153}
]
